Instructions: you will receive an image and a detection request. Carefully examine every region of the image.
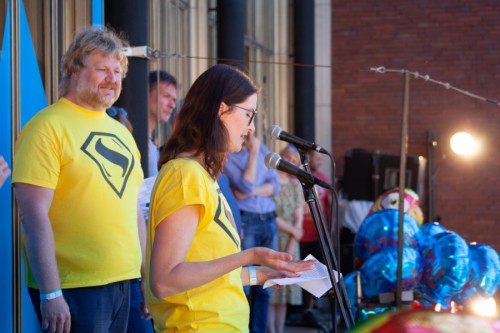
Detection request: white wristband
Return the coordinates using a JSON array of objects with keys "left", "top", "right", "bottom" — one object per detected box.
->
[
  {"left": 248, "top": 266, "right": 257, "bottom": 286},
  {"left": 40, "top": 289, "right": 63, "bottom": 301}
]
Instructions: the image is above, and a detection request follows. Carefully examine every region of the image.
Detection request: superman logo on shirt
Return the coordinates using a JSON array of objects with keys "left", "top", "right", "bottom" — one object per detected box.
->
[{"left": 81, "top": 132, "right": 135, "bottom": 198}]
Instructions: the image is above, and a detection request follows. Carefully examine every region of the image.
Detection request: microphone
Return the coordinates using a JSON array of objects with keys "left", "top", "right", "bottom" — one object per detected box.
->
[
  {"left": 268, "top": 125, "right": 328, "bottom": 154},
  {"left": 265, "top": 152, "right": 334, "bottom": 190}
]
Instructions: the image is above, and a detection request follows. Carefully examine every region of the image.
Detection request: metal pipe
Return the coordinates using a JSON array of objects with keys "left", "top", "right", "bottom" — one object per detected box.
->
[
  {"left": 427, "top": 130, "right": 437, "bottom": 221},
  {"left": 293, "top": 0, "right": 315, "bottom": 143},
  {"left": 217, "top": 0, "right": 245, "bottom": 69},
  {"left": 396, "top": 70, "right": 410, "bottom": 309},
  {"left": 10, "top": 0, "right": 22, "bottom": 331},
  {"left": 105, "top": 0, "right": 149, "bottom": 176},
  {"left": 50, "top": 0, "right": 59, "bottom": 104}
]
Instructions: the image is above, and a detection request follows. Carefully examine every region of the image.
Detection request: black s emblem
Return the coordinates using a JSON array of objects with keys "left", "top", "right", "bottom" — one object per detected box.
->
[
  {"left": 214, "top": 189, "right": 240, "bottom": 248},
  {"left": 81, "top": 132, "right": 135, "bottom": 198}
]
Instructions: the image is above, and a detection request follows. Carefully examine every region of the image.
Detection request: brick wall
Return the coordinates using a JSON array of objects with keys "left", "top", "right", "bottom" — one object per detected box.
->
[{"left": 332, "top": 1, "right": 500, "bottom": 252}]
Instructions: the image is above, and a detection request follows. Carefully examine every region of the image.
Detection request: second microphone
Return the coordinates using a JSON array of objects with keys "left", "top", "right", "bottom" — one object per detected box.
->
[{"left": 264, "top": 152, "right": 333, "bottom": 190}]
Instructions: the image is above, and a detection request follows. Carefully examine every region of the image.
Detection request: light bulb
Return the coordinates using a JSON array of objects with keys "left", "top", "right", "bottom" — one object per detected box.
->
[{"left": 450, "top": 132, "right": 479, "bottom": 156}]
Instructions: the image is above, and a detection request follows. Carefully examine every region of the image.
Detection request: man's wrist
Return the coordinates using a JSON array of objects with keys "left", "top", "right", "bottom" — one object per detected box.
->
[{"left": 40, "top": 289, "right": 63, "bottom": 301}]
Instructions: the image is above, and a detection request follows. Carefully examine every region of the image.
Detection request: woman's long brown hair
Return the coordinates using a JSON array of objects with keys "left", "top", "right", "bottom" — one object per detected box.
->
[{"left": 158, "top": 64, "right": 258, "bottom": 179}]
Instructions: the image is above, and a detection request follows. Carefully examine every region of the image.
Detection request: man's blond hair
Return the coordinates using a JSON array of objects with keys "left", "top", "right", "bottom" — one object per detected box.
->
[{"left": 59, "top": 26, "right": 129, "bottom": 97}]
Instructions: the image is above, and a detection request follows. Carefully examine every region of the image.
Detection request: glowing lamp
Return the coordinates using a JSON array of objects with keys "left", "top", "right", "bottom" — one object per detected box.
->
[
  {"left": 450, "top": 132, "right": 479, "bottom": 156},
  {"left": 469, "top": 297, "right": 497, "bottom": 318}
]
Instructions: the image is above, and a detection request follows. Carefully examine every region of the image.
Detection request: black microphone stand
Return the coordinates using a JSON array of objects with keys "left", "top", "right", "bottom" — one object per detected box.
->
[{"left": 299, "top": 150, "right": 354, "bottom": 331}]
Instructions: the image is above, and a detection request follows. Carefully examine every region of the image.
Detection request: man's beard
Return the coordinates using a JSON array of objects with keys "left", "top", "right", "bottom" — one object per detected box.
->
[{"left": 76, "top": 82, "right": 120, "bottom": 110}]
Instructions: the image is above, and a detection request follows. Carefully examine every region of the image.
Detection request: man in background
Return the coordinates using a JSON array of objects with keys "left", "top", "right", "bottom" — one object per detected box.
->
[{"left": 147, "top": 70, "right": 177, "bottom": 176}]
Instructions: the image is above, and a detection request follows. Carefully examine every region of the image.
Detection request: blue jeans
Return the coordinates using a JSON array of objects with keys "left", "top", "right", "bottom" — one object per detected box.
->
[
  {"left": 127, "top": 278, "right": 154, "bottom": 333},
  {"left": 29, "top": 280, "right": 130, "bottom": 333},
  {"left": 240, "top": 211, "right": 278, "bottom": 333}
]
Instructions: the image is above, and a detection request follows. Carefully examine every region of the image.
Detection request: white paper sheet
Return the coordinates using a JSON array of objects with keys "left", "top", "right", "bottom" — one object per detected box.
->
[{"left": 263, "top": 254, "right": 340, "bottom": 298}]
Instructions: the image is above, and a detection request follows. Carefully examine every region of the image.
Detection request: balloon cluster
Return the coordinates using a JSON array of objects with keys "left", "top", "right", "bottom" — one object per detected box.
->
[{"left": 344, "top": 188, "right": 500, "bottom": 317}]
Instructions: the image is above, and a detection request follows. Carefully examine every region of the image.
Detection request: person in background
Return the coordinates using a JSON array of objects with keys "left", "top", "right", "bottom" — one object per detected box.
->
[
  {"left": 0, "top": 155, "right": 11, "bottom": 188},
  {"left": 106, "top": 106, "right": 133, "bottom": 132},
  {"left": 218, "top": 172, "right": 243, "bottom": 237},
  {"left": 300, "top": 150, "right": 331, "bottom": 324},
  {"left": 13, "top": 27, "right": 146, "bottom": 333},
  {"left": 223, "top": 131, "right": 281, "bottom": 333},
  {"left": 267, "top": 145, "right": 305, "bottom": 333},
  {"left": 148, "top": 70, "right": 177, "bottom": 176},
  {"left": 106, "top": 106, "right": 154, "bottom": 333},
  {"left": 146, "top": 64, "right": 315, "bottom": 332}
]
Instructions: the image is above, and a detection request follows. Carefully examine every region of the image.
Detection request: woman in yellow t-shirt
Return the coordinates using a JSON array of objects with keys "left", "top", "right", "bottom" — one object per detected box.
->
[{"left": 146, "top": 64, "right": 316, "bottom": 333}]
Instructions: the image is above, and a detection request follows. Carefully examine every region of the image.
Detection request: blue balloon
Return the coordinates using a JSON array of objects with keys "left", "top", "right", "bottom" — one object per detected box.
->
[
  {"left": 421, "top": 231, "right": 469, "bottom": 300},
  {"left": 453, "top": 243, "right": 500, "bottom": 305},
  {"left": 354, "top": 210, "right": 421, "bottom": 268},
  {"left": 418, "top": 222, "right": 447, "bottom": 252},
  {"left": 413, "top": 283, "right": 435, "bottom": 307},
  {"left": 415, "top": 282, "right": 452, "bottom": 309},
  {"left": 360, "top": 246, "right": 423, "bottom": 298},
  {"left": 342, "top": 271, "right": 397, "bottom": 321}
]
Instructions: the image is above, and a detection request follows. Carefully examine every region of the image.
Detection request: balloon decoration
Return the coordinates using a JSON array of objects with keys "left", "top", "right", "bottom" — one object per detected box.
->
[
  {"left": 346, "top": 187, "right": 500, "bottom": 323},
  {"left": 342, "top": 270, "right": 397, "bottom": 322},
  {"left": 417, "top": 221, "right": 447, "bottom": 252},
  {"left": 452, "top": 243, "right": 500, "bottom": 305},
  {"left": 354, "top": 209, "right": 421, "bottom": 269},
  {"left": 420, "top": 231, "right": 469, "bottom": 301},
  {"left": 360, "top": 246, "right": 422, "bottom": 298},
  {"left": 367, "top": 188, "right": 423, "bottom": 225}
]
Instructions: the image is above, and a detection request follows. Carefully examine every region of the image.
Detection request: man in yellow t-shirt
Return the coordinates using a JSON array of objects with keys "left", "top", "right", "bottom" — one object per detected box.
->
[{"left": 12, "top": 27, "right": 145, "bottom": 333}]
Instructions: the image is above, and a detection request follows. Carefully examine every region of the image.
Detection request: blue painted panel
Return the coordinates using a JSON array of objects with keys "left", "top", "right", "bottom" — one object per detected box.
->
[
  {"left": 0, "top": 0, "right": 47, "bottom": 331},
  {"left": 0, "top": 5, "right": 15, "bottom": 332},
  {"left": 92, "top": 0, "right": 104, "bottom": 25}
]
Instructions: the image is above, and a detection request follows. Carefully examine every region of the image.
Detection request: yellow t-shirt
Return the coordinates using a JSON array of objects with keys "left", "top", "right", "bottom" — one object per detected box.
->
[
  {"left": 12, "top": 98, "right": 143, "bottom": 288},
  {"left": 146, "top": 158, "right": 249, "bottom": 332}
]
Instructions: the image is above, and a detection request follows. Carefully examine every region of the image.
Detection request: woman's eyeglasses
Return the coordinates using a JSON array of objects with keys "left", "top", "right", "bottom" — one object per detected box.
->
[{"left": 232, "top": 105, "right": 257, "bottom": 126}]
